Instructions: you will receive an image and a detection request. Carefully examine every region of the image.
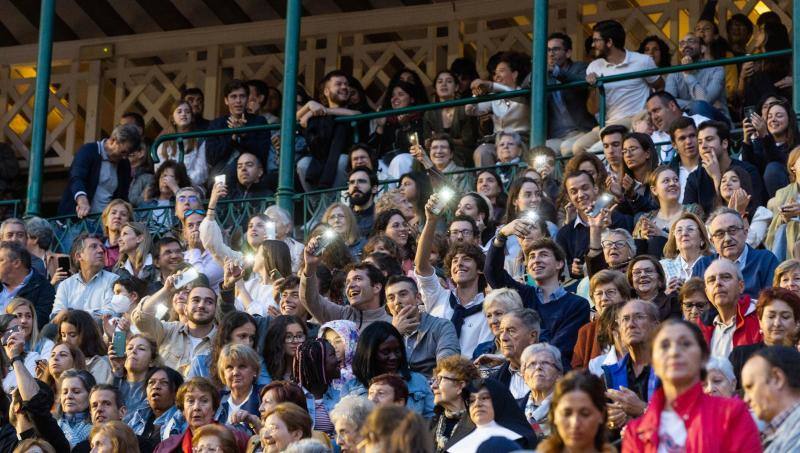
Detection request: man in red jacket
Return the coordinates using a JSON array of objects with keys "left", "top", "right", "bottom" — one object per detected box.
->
[{"left": 700, "top": 259, "right": 762, "bottom": 357}]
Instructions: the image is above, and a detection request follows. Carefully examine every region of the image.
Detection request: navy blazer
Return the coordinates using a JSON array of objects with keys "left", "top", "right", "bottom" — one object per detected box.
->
[
  {"left": 206, "top": 113, "right": 270, "bottom": 170},
  {"left": 16, "top": 271, "right": 55, "bottom": 330},
  {"left": 57, "top": 141, "right": 131, "bottom": 215},
  {"left": 216, "top": 384, "right": 263, "bottom": 427}
]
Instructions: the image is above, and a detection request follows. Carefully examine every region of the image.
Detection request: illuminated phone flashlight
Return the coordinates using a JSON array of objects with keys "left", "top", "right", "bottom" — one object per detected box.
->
[
  {"left": 154, "top": 303, "right": 169, "bottom": 320},
  {"left": 408, "top": 132, "right": 419, "bottom": 147},
  {"left": 533, "top": 155, "right": 548, "bottom": 170},
  {"left": 521, "top": 210, "right": 540, "bottom": 224},
  {"left": 243, "top": 253, "right": 255, "bottom": 266},
  {"left": 431, "top": 187, "right": 455, "bottom": 216},
  {"left": 590, "top": 193, "right": 614, "bottom": 217},
  {"left": 214, "top": 174, "right": 226, "bottom": 185},
  {"left": 312, "top": 228, "right": 338, "bottom": 257},
  {"left": 265, "top": 220, "right": 277, "bottom": 240},
  {"left": 322, "top": 228, "right": 337, "bottom": 241}
]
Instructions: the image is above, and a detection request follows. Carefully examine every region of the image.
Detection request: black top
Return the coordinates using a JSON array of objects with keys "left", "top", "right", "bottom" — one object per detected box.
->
[
  {"left": 626, "top": 359, "right": 653, "bottom": 403},
  {"left": 729, "top": 341, "right": 766, "bottom": 389}
]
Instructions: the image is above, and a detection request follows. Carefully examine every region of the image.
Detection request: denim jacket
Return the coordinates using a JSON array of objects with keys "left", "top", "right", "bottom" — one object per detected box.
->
[{"left": 340, "top": 371, "right": 435, "bottom": 419}]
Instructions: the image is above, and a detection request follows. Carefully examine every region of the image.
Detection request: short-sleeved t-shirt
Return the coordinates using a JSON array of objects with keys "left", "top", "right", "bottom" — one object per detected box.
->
[{"left": 586, "top": 50, "right": 659, "bottom": 123}]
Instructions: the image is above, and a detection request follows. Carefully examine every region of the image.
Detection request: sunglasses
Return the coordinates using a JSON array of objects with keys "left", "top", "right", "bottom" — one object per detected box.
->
[{"left": 183, "top": 209, "right": 206, "bottom": 217}]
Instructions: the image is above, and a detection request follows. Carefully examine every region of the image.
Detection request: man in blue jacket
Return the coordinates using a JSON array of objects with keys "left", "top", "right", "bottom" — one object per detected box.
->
[{"left": 57, "top": 123, "right": 140, "bottom": 217}]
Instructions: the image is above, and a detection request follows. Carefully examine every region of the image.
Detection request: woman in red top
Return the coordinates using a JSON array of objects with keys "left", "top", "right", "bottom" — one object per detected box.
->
[{"left": 622, "top": 319, "right": 761, "bottom": 452}]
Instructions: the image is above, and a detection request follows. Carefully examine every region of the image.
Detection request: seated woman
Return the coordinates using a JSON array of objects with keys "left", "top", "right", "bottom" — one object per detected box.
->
[
  {"left": 743, "top": 100, "right": 798, "bottom": 197},
  {"left": 521, "top": 343, "right": 564, "bottom": 439},
  {"left": 766, "top": 146, "right": 800, "bottom": 260},
  {"left": 536, "top": 371, "right": 614, "bottom": 453},
  {"left": 108, "top": 333, "right": 158, "bottom": 423},
  {"left": 264, "top": 205, "right": 306, "bottom": 273},
  {"left": 263, "top": 316, "right": 308, "bottom": 382},
  {"left": 494, "top": 131, "right": 526, "bottom": 184},
  {"left": 36, "top": 342, "right": 87, "bottom": 396},
  {"left": 57, "top": 369, "right": 96, "bottom": 448},
  {"left": 446, "top": 378, "right": 536, "bottom": 451},
  {"left": 340, "top": 321, "right": 434, "bottom": 419},
  {"left": 190, "top": 424, "right": 238, "bottom": 453},
  {"left": 317, "top": 320, "right": 359, "bottom": 392},
  {"left": 260, "top": 403, "right": 314, "bottom": 453},
  {"left": 717, "top": 166, "right": 772, "bottom": 248},
  {"left": 189, "top": 311, "right": 266, "bottom": 387},
  {"left": 329, "top": 395, "right": 374, "bottom": 453},
  {"left": 456, "top": 192, "right": 496, "bottom": 245},
  {"left": 155, "top": 377, "right": 249, "bottom": 453},
  {"left": 358, "top": 405, "right": 408, "bottom": 452},
  {"left": 371, "top": 80, "right": 423, "bottom": 179},
  {"left": 633, "top": 166, "right": 703, "bottom": 257},
  {"left": 372, "top": 209, "right": 414, "bottom": 274},
  {"left": 587, "top": 304, "right": 626, "bottom": 378},
  {"left": 125, "top": 366, "right": 185, "bottom": 444},
  {"left": 101, "top": 199, "right": 134, "bottom": 268},
  {"left": 703, "top": 356, "right": 738, "bottom": 398},
  {"left": 678, "top": 277, "right": 711, "bottom": 323},
  {"left": 607, "top": 132, "right": 658, "bottom": 216},
  {"left": 627, "top": 256, "right": 681, "bottom": 321},
  {"left": 57, "top": 309, "right": 113, "bottom": 384},
  {"left": 399, "top": 171, "right": 433, "bottom": 228},
  {"left": 423, "top": 70, "right": 478, "bottom": 167},
  {"left": 155, "top": 100, "right": 208, "bottom": 188},
  {"left": 216, "top": 344, "right": 263, "bottom": 432},
  {"left": 429, "top": 356, "right": 480, "bottom": 451},
  {"left": 374, "top": 188, "right": 418, "bottom": 231},
  {"left": 410, "top": 133, "right": 474, "bottom": 194},
  {"left": 5, "top": 297, "right": 53, "bottom": 365},
  {"left": 572, "top": 270, "right": 631, "bottom": 370},
  {"left": 775, "top": 259, "right": 800, "bottom": 296},
  {"left": 292, "top": 338, "right": 341, "bottom": 436},
  {"left": 137, "top": 160, "right": 193, "bottom": 235},
  {"left": 472, "top": 288, "right": 524, "bottom": 360},
  {"left": 659, "top": 212, "right": 711, "bottom": 282},
  {"left": 476, "top": 170, "right": 508, "bottom": 224},
  {"left": 112, "top": 221, "right": 158, "bottom": 286},
  {"left": 322, "top": 203, "right": 366, "bottom": 260},
  {"left": 623, "top": 320, "right": 760, "bottom": 451}
]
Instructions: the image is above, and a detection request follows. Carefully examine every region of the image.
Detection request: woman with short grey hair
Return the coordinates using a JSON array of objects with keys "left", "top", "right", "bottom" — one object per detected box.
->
[
  {"left": 704, "top": 356, "right": 737, "bottom": 398},
  {"left": 520, "top": 342, "right": 563, "bottom": 439},
  {"left": 265, "top": 205, "right": 305, "bottom": 272},
  {"left": 473, "top": 288, "right": 524, "bottom": 359},
  {"left": 329, "top": 395, "right": 375, "bottom": 453}
]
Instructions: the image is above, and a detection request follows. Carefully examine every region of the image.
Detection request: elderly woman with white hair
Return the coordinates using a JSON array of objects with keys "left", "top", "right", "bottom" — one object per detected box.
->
[
  {"left": 576, "top": 227, "right": 636, "bottom": 301},
  {"left": 472, "top": 288, "right": 524, "bottom": 360},
  {"left": 329, "top": 395, "right": 375, "bottom": 453},
  {"left": 704, "top": 356, "right": 737, "bottom": 398},
  {"left": 520, "top": 343, "right": 563, "bottom": 439},
  {"left": 264, "top": 205, "right": 305, "bottom": 272}
]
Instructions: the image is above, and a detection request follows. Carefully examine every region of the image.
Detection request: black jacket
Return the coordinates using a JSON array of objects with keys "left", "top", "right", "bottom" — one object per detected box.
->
[
  {"left": 16, "top": 271, "right": 56, "bottom": 330},
  {"left": 57, "top": 141, "right": 132, "bottom": 216}
]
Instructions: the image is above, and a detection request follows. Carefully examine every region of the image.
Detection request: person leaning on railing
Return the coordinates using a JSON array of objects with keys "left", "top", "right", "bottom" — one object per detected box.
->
[
  {"left": 137, "top": 160, "right": 193, "bottom": 236},
  {"left": 370, "top": 80, "right": 423, "bottom": 180},
  {"left": 154, "top": 100, "right": 208, "bottom": 188},
  {"left": 422, "top": 70, "right": 478, "bottom": 167}
]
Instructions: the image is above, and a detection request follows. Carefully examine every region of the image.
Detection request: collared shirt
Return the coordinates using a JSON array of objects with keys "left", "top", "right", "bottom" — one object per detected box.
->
[
  {"left": 472, "top": 82, "right": 530, "bottom": 134},
  {"left": 535, "top": 286, "right": 567, "bottom": 305},
  {"left": 678, "top": 162, "right": 699, "bottom": 202},
  {"left": 0, "top": 270, "right": 33, "bottom": 310},
  {"left": 88, "top": 140, "right": 118, "bottom": 213},
  {"left": 711, "top": 315, "right": 737, "bottom": 358},
  {"left": 184, "top": 248, "right": 224, "bottom": 292},
  {"left": 660, "top": 255, "right": 700, "bottom": 281},
  {"left": 665, "top": 63, "right": 729, "bottom": 118},
  {"left": 764, "top": 401, "right": 800, "bottom": 439},
  {"left": 586, "top": 50, "right": 659, "bottom": 122},
  {"left": 414, "top": 270, "right": 493, "bottom": 358},
  {"left": 122, "top": 254, "right": 154, "bottom": 279},
  {"left": 651, "top": 113, "right": 710, "bottom": 164},
  {"left": 52, "top": 269, "right": 119, "bottom": 318},
  {"left": 626, "top": 358, "right": 653, "bottom": 402},
  {"left": 734, "top": 245, "right": 749, "bottom": 272},
  {"left": 508, "top": 366, "right": 528, "bottom": 399}
]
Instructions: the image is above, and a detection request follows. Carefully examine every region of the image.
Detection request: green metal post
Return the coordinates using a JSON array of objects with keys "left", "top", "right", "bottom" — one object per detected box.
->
[
  {"left": 794, "top": 0, "right": 800, "bottom": 119},
  {"left": 26, "top": 0, "right": 55, "bottom": 217},
  {"left": 530, "top": 0, "right": 548, "bottom": 146},
  {"left": 276, "top": 0, "right": 302, "bottom": 215}
]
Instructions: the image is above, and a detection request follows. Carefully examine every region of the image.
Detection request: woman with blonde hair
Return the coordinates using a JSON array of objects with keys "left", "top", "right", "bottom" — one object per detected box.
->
[
  {"left": 101, "top": 199, "right": 134, "bottom": 268},
  {"left": 155, "top": 99, "right": 208, "bottom": 187},
  {"left": 766, "top": 146, "right": 800, "bottom": 260},
  {"left": 12, "top": 439, "right": 56, "bottom": 453},
  {"left": 775, "top": 259, "right": 800, "bottom": 295},
  {"left": 89, "top": 420, "right": 141, "bottom": 453},
  {"left": 5, "top": 297, "right": 53, "bottom": 358},
  {"left": 322, "top": 202, "right": 365, "bottom": 260},
  {"left": 113, "top": 221, "right": 156, "bottom": 283}
]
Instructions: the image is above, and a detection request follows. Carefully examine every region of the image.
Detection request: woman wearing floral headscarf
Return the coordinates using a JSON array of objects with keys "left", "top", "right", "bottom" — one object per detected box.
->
[{"left": 318, "top": 320, "right": 359, "bottom": 391}]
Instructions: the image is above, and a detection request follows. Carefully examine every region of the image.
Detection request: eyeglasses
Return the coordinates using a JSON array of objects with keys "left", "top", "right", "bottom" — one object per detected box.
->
[
  {"left": 183, "top": 209, "right": 206, "bottom": 217},
  {"left": 674, "top": 226, "right": 698, "bottom": 235},
  {"left": 523, "top": 360, "right": 558, "bottom": 372},
  {"left": 449, "top": 229, "right": 474, "bottom": 237},
  {"left": 679, "top": 38, "right": 699, "bottom": 46},
  {"left": 284, "top": 334, "right": 306, "bottom": 343},
  {"left": 618, "top": 313, "right": 651, "bottom": 324},
  {"left": 631, "top": 268, "right": 656, "bottom": 277},
  {"left": 328, "top": 214, "right": 346, "bottom": 221},
  {"left": 432, "top": 375, "right": 462, "bottom": 385},
  {"left": 177, "top": 195, "right": 199, "bottom": 203},
  {"left": 710, "top": 225, "right": 744, "bottom": 240},
  {"left": 682, "top": 302, "right": 707, "bottom": 310},
  {"left": 592, "top": 288, "right": 619, "bottom": 299},
  {"left": 601, "top": 240, "right": 626, "bottom": 249}
]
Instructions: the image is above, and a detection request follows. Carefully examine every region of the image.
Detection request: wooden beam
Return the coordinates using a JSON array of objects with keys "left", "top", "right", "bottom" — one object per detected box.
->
[
  {"left": 302, "top": 0, "right": 343, "bottom": 15},
  {"left": 171, "top": 0, "right": 223, "bottom": 28},
  {"left": 55, "top": 0, "right": 106, "bottom": 40},
  {"left": 106, "top": 0, "right": 163, "bottom": 34},
  {"left": 0, "top": 0, "right": 33, "bottom": 44},
  {"left": 133, "top": 0, "right": 192, "bottom": 31},
  {"left": 201, "top": 0, "right": 251, "bottom": 24},
  {"left": 9, "top": 0, "right": 79, "bottom": 41},
  {"left": 233, "top": 0, "right": 280, "bottom": 21}
]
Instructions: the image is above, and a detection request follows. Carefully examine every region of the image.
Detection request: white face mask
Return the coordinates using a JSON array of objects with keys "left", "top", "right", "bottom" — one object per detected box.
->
[{"left": 109, "top": 294, "right": 132, "bottom": 314}]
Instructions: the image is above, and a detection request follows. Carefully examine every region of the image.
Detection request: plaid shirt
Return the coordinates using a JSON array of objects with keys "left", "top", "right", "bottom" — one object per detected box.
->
[{"left": 764, "top": 401, "right": 800, "bottom": 440}]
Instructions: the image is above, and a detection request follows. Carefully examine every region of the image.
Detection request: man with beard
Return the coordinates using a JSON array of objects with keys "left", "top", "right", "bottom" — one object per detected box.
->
[
  {"left": 300, "top": 241, "right": 391, "bottom": 332},
  {"left": 181, "top": 210, "right": 223, "bottom": 292},
  {"left": 415, "top": 194, "right": 493, "bottom": 358},
  {"left": 666, "top": 117, "right": 700, "bottom": 202},
  {"left": 664, "top": 32, "right": 729, "bottom": 120},
  {"left": 699, "top": 258, "right": 762, "bottom": 358},
  {"left": 692, "top": 208, "right": 778, "bottom": 299},
  {"left": 133, "top": 282, "right": 218, "bottom": 375},
  {"left": 127, "top": 366, "right": 186, "bottom": 444},
  {"left": 645, "top": 91, "right": 708, "bottom": 163},
  {"left": 347, "top": 166, "right": 379, "bottom": 237},
  {"left": 555, "top": 170, "right": 634, "bottom": 279},
  {"left": 485, "top": 237, "right": 589, "bottom": 368},
  {"left": 685, "top": 120, "right": 765, "bottom": 214},
  {"left": 206, "top": 79, "right": 270, "bottom": 176},
  {"left": 571, "top": 20, "right": 663, "bottom": 154},
  {"left": 296, "top": 70, "right": 363, "bottom": 190},
  {"left": 218, "top": 151, "right": 273, "bottom": 198}
]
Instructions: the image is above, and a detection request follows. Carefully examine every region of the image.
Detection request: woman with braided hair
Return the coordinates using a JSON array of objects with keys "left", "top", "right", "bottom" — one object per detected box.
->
[{"left": 292, "top": 338, "right": 341, "bottom": 437}]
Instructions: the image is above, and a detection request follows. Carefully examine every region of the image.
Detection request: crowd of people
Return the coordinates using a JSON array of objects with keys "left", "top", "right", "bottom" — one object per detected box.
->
[{"left": 2, "top": 3, "right": 800, "bottom": 453}]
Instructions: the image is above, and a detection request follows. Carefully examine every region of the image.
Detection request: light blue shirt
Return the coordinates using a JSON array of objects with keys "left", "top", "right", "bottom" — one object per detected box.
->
[
  {"left": 88, "top": 140, "right": 118, "bottom": 214},
  {"left": 0, "top": 270, "right": 33, "bottom": 311},
  {"left": 52, "top": 269, "right": 119, "bottom": 318}
]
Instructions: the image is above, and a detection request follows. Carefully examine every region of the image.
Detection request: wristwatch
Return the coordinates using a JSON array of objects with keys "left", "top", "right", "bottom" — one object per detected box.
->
[{"left": 10, "top": 355, "right": 23, "bottom": 364}]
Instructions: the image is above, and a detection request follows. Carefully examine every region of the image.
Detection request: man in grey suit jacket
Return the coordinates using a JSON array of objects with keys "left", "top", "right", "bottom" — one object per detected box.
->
[{"left": 385, "top": 275, "right": 460, "bottom": 377}]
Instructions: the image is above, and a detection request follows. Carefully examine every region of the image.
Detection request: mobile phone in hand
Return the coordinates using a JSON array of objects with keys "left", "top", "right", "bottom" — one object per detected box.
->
[
  {"left": 1, "top": 325, "right": 20, "bottom": 346},
  {"left": 57, "top": 256, "right": 71, "bottom": 274}
]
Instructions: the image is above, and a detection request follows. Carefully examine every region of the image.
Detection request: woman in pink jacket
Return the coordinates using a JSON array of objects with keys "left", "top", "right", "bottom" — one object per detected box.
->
[{"left": 622, "top": 319, "right": 761, "bottom": 452}]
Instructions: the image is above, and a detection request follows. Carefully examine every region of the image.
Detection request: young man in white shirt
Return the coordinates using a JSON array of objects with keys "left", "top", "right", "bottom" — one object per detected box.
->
[{"left": 573, "top": 20, "right": 664, "bottom": 153}]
